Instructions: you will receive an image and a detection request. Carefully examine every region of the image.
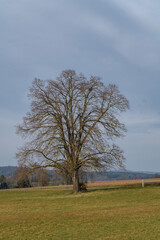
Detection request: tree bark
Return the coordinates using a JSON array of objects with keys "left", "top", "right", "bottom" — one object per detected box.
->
[{"left": 72, "top": 169, "right": 80, "bottom": 193}]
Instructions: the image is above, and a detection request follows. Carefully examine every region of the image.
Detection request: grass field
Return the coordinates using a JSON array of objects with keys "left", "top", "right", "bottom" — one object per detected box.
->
[{"left": 0, "top": 182, "right": 160, "bottom": 239}]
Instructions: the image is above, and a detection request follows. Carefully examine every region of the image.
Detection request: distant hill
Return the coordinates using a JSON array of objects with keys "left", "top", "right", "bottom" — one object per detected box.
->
[
  {"left": 0, "top": 166, "right": 17, "bottom": 177},
  {"left": 0, "top": 166, "right": 157, "bottom": 181},
  {"left": 87, "top": 171, "right": 155, "bottom": 182}
]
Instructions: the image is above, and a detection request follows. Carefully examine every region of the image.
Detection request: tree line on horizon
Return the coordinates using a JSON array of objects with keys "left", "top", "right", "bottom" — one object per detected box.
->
[{"left": 1, "top": 165, "right": 159, "bottom": 190}]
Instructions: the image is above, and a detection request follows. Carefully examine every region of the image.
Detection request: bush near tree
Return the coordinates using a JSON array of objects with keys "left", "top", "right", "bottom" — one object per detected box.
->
[
  {"left": 17, "top": 179, "right": 31, "bottom": 188},
  {"left": 0, "top": 175, "right": 8, "bottom": 189},
  {"left": 0, "top": 181, "right": 8, "bottom": 189}
]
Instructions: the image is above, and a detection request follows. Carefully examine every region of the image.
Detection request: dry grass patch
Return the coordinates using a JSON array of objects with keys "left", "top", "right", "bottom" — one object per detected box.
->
[{"left": 87, "top": 178, "right": 160, "bottom": 187}]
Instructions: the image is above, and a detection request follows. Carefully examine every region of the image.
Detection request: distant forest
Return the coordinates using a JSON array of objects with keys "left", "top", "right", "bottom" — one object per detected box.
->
[
  {"left": 0, "top": 166, "right": 158, "bottom": 181},
  {"left": 0, "top": 166, "right": 17, "bottom": 177}
]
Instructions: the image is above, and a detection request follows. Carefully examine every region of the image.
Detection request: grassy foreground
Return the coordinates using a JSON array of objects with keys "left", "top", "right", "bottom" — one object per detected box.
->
[{"left": 0, "top": 186, "right": 160, "bottom": 240}]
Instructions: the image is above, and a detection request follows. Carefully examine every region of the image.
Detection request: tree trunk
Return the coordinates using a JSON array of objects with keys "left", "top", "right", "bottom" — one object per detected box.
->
[{"left": 72, "top": 169, "right": 80, "bottom": 193}]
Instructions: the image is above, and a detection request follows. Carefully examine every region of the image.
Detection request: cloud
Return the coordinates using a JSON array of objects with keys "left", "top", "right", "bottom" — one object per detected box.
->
[
  {"left": 121, "top": 111, "right": 160, "bottom": 128},
  {"left": 0, "top": 110, "right": 23, "bottom": 166},
  {"left": 119, "top": 128, "right": 160, "bottom": 171},
  {"left": 118, "top": 109, "right": 160, "bottom": 171},
  {"left": 0, "top": 0, "right": 160, "bottom": 170},
  {"left": 111, "top": 0, "right": 160, "bottom": 31},
  {"left": 76, "top": 1, "right": 160, "bottom": 68}
]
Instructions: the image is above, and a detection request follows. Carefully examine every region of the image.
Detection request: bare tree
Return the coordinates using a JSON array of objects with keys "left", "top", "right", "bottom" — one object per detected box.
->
[
  {"left": 13, "top": 166, "right": 31, "bottom": 188},
  {"left": 16, "top": 70, "right": 129, "bottom": 193},
  {"left": 38, "top": 169, "right": 50, "bottom": 186}
]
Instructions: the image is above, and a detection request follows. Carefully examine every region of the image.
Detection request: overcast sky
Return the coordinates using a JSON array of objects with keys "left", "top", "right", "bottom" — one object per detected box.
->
[{"left": 0, "top": 0, "right": 160, "bottom": 172}]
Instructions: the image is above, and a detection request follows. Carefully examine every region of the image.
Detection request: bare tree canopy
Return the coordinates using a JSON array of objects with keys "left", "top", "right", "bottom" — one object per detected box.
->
[{"left": 16, "top": 70, "right": 129, "bottom": 192}]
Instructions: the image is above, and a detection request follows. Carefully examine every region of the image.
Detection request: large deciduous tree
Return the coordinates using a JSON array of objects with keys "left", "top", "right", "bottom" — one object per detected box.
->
[{"left": 16, "top": 70, "right": 129, "bottom": 193}]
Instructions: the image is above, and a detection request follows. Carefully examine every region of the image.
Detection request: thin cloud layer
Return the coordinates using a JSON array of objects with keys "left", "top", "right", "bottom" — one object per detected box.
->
[{"left": 0, "top": 0, "right": 160, "bottom": 170}]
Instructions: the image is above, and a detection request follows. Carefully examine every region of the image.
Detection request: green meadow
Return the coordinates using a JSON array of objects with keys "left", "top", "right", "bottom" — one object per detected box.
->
[{"left": 0, "top": 187, "right": 160, "bottom": 240}]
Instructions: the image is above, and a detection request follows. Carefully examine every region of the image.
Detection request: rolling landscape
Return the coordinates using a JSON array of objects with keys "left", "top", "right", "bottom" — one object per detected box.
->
[
  {"left": 1, "top": 180, "right": 160, "bottom": 239},
  {"left": 1, "top": 166, "right": 160, "bottom": 239}
]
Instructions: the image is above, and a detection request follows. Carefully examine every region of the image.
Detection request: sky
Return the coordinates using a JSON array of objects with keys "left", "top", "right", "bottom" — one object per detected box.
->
[{"left": 0, "top": 0, "right": 160, "bottom": 172}]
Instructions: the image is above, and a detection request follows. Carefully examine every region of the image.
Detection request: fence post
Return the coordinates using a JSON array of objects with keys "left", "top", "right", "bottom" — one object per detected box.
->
[{"left": 142, "top": 179, "right": 144, "bottom": 187}]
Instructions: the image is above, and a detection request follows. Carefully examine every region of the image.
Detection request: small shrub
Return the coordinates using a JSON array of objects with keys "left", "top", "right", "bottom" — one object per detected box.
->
[
  {"left": 79, "top": 182, "right": 87, "bottom": 192},
  {"left": 17, "top": 179, "right": 31, "bottom": 188},
  {"left": 0, "top": 182, "right": 8, "bottom": 189}
]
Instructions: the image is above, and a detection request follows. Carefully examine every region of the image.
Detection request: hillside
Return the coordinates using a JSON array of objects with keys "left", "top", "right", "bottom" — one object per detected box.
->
[
  {"left": 87, "top": 171, "right": 155, "bottom": 181},
  {"left": 0, "top": 166, "right": 17, "bottom": 177}
]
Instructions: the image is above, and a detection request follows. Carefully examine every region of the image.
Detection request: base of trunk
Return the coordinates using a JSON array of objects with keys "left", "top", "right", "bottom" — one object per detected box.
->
[{"left": 72, "top": 169, "right": 79, "bottom": 193}]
